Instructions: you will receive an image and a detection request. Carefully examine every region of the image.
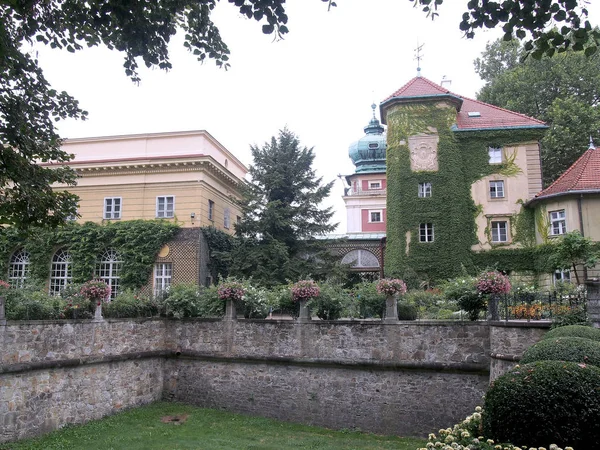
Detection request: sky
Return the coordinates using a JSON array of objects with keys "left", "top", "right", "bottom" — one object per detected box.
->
[{"left": 34, "top": 0, "right": 600, "bottom": 232}]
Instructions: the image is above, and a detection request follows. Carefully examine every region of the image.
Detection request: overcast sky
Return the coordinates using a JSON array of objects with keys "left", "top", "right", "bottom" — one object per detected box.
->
[{"left": 35, "top": 0, "right": 600, "bottom": 232}]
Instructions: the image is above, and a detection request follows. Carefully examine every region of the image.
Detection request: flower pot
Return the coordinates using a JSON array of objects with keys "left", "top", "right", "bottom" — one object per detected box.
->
[
  {"left": 225, "top": 298, "right": 237, "bottom": 321},
  {"left": 298, "top": 299, "right": 311, "bottom": 323},
  {"left": 92, "top": 301, "right": 104, "bottom": 323}
]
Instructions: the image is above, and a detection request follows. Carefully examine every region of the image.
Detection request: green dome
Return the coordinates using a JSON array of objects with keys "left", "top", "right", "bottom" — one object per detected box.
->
[{"left": 348, "top": 104, "right": 387, "bottom": 173}]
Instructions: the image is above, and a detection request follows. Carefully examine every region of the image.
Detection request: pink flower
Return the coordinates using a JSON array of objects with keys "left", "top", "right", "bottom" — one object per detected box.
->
[
  {"left": 291, "top": 280, "right": 320, "bottom": 302},
  {"left": 217, "top": 281, "right": 245, "bottom": 301},
  {"left": 376, "top": 278, "right": 407, "bottom": 296},
  {"left": 476, "top": 271, "right": 511, "bottom": 295},
  {"left": 80, "top": 280, "right": 111, "bottom": 303}
]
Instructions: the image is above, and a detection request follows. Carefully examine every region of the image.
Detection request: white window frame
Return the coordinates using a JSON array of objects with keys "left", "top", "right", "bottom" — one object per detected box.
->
[
  {"left": 554, "top": 269, "right": 571, "bottom": 284},
  {"left": 8, "top": 249, "right": 29, "bottom": 288},
  {"left": 103, "top": 197, "right": 122, "bottom": 220},
  {"left": 368, "top": 210, "right": 383, "bottom": 223},
  {"left": 368, "top": 180, "right": 382, "bottom": 190},
  {"left": 488, "top": 147, "right": 503, "bottom": 164},
  {"left": 49, "top": 249, "right": 72, "bottom": 295},
  {"left": 489, "top": 180, "right": 505, "bottom": 199},
  {"left": 208, "top": 200, "right": 214, "bottom": 221},
  {"left": 491, "top": 220, "right": 509, "bottom": 243},
  {"left": 96, "top": 249, "right": 122, "bottom": 300},
  {"left": 154, "top": 263, "right": 172, "bottom": 297},
  {"left": 156, "top": 195, "right": 175, "bottom": 218},
  {"left": 418, "top": 182, "right": 432, "bottom": 198},
  {"left": 549, "top": 210, "right": 567, "bottom": 236},
  {"left": 419, "top": 223, "right": 434, "bottom": 242},
  {"left": 224, "top": 208, "right": 231, "bottom": 229}
]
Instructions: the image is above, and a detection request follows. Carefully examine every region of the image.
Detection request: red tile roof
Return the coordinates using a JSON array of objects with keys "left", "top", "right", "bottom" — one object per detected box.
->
[
  {"left": 382, "top": 77, "right": 546, "bottom": 131},
  {"left": 534, "top": 146, "right": 600, "bottom": 200}
]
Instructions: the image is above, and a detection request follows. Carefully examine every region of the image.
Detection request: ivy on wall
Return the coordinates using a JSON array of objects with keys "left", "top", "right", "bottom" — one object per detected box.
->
[
  {"left": 0, "top": 220, "right": 179, "bottom": 289},
  {"left": 201, "top": 226, "right": 233, "bottom": 282},
  {"left": 384, "top": 100, "right": 545, "bottom": 281}
]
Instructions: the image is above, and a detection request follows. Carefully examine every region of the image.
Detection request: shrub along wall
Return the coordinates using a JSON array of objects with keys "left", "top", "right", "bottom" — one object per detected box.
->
[{"left": 0, "top": 318, "right": 547, "bottom": 443}]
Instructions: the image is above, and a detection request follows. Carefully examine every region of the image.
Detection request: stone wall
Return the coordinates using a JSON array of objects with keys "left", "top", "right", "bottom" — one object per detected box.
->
[{"left": 0, "top": 318, "right": 547, "bottom": 443}]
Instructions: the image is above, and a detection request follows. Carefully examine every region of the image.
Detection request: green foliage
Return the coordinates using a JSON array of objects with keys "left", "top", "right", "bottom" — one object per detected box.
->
[
  {"left": 384, "top": 100, "right": 543, "bottom": 282},
  {"left": 350, "top": 281, "right": 385, "bottom": 319},
  {"left": 201, "top": 226, "right": 233, "bottom": 282},
  {"left": 397, "top": 303, "right": 417, "bottom": 321},
  {"left": 404, "top": 288, "right": 458, "bottom": 320},
  {"left": 476, "top": 40, "right": 600, "bottom": 185},
  {"left": 0, "top": 220, "right": 179, "bottom": 291},
  {"left": 521, "top": 336, "right": 600, "bottom": 367},
  {"left": 483, "top": 360, "right": 600, "bottom": 448},
  {"left": 542, "top": 324, "right": 600, "bottom": 342},
  {"left": 238, "top": 283, "right": 271, "bottom": 319},
  {"left": 230, "top": 129, "right": 337, "bottom": 287},
  {"left": 160, "top": 283, "right": 202, "bottom": 319},
  {"left": 0, "top": 1, "right": 291, "bottom": 227},
  {"left": 308, "top": 282, "right": 350, "bottom": 320},
  {"left": 549, "top": 230, "right": 600, "bottom": 284},
  {"left": 103, "top": 290, "right": 158, "bottom": 319},
  {"left": 550, "top": 304, "right": 589, "bottom": 329},
  {"left": 195, "top": 285, "right": 226, "bottom": 318},
  {"left": 4, "top": 284, "right": 64, "bottom": 320}
]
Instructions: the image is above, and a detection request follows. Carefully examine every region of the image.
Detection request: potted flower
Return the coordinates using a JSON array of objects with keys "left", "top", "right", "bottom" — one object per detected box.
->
[
  {"left": 217, "top": 280, "right": 246, "bottom": 321},
  {"left": 291, "top": 280, "right": 320, "bottom": 322},
  {"left": 476, "top": 271, "right": 511, "bottom": 321},
  {"left": 80, "top": 280, "right": 111, "bottom": 322},
  {"left": 376, "top": 278, "right": 407, "bottom": 323}
]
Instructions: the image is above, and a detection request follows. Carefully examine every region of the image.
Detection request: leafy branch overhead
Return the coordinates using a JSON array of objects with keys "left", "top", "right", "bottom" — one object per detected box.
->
[{"left": 412, "top": 0, "right": 598, "bottom": 58}]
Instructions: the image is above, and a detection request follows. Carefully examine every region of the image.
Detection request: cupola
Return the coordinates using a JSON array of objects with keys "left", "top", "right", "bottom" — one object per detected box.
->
[{"left": 348, "top": 104, "right": 387, "bottom": 173}]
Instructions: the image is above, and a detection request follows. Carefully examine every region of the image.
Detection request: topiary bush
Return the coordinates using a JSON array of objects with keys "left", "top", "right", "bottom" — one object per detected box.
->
[
  {"left": 397, "top": 302, "right": 417, "bottom": 320},
  {"left": 521, "top": 336, "right": 600, "bottom": 367},
  {"left": 542, "top": 324, "right": 600, "bottom": 342},
  {"left": 483, "top": 360, "right": 600, "bottom": 448}
]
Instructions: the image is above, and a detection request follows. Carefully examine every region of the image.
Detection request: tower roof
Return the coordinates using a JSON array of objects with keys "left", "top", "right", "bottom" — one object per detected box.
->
[
  {"left": 380, "top": 76, "right": 547, "bottom": 131},
  {"left": 532, "top": 142, "right": 600, "bottom": 202},
  {"left": 348, "top": 104, "right": 387, "bottom": 174}
]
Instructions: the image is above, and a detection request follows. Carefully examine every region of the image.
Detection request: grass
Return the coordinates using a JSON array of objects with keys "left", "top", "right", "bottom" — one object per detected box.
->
[{"left": 0, "top": 402, "right": 427, "bottom": 450}]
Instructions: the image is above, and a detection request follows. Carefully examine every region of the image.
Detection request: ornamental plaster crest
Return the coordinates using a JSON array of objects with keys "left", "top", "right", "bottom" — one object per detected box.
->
[{"left": 408, "top": 134, "right": 439, "bottom": 172}]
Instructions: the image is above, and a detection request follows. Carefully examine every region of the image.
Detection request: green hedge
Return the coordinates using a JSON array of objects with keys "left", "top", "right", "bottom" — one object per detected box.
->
[
  {"left": 483, "top": 360, "right": 600, "bottom": 448},
  {"left": 542, "top": 324, "right": 600, "bottom": 342},
  {"left": 521, "top": 336, "right": 600, "bottom": 367}
]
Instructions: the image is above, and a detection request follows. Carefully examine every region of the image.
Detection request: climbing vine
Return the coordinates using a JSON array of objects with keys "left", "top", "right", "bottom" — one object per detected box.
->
[
  {"left": 384, "top": 101, "right": 545, "bottom": 281},
  {"left": 201, "top": 226, "right": 233, "bottom": 282},
  {"left": 0, "top": 220, "right": 179, "bottom": 289}
]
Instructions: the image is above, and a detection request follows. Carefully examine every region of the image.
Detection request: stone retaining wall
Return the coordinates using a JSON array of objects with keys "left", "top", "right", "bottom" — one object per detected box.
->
[{"left": 0, "top": 319, "right": 547, "bottom": 443}]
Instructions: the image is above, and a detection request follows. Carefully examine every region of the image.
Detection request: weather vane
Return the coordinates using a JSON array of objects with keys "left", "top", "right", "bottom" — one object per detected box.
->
[{"left": 414, "top": 40, "right": 424, "bottom": 77}]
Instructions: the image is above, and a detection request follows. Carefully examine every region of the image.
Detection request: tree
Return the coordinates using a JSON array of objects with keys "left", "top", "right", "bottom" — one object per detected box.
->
[
  {"left": 414, "top": 0, "right": 599, "bottom": 59},
  {"left": 475, "top": 38, "right": 600, "bottom": 186},
  {"left": 550, "top": 231, "right": 599, "bottom": 284},
  {"left": 230, "top": 128, "right": 336, "bottom": 286},
  {"left": 0, "top": 0, "right": 293, "bottom": 228}
]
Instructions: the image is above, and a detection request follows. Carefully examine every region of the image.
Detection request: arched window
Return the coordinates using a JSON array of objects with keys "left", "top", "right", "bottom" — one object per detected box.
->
[
  {"left": 341, "top": 249, "right": 380, "bottom": 269},
  {"left": 96, "top": 249, "right": 122, "bottom": 299},
  {"left": 49, "top": 249, "right": 72, "bottom": 295},
  {"left": 8, "top": 249, "right": 29, "bottom": 287}
]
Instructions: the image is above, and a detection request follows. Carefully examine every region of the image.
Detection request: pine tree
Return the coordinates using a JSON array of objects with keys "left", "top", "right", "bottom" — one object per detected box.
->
[{"left": 230, "top": 128, "right": 336, "bottom": 286}]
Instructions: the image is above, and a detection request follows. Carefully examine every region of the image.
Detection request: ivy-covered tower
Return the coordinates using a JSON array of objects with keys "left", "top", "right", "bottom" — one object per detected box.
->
[{"left": 380, "top": 77, "right": 547, "bottom": 281}]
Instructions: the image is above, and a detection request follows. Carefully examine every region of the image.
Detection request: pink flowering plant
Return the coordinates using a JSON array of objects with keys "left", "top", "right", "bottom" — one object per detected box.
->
[
  {"left": 291, "top": 280, "right": 320, "bottom": 302},
  {"left": 476, "top": 271, "right": 511, "bottom": 295},
  {"left": 217, "top": 281, "right": 246, "bottom": 302},
  {"left": 80, "top": 280, "right": 111, "bottom": 305},
  {"left": 376, "top": 278, "right": 407, "bottom": 297}
]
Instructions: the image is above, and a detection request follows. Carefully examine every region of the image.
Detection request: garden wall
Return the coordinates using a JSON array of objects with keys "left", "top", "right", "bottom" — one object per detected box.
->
[{"left": 0, "top": 319, "right": 547, "bottom": 443}]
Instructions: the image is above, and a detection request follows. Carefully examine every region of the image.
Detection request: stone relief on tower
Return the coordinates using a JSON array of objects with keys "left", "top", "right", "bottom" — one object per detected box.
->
[{"left": 408, "top": 134, "right": 439, "bottom": 172}]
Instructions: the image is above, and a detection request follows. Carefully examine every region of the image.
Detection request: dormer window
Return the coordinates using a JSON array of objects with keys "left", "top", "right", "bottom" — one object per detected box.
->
[
  {"left": 368, "top": 143, "right": 379, "bottom": 149},
  {"left": 368, "top": 181, "right": 382, "bottom": 190},
  {"left": 468, "top": 112, "right": 481, "bottom": 118}
]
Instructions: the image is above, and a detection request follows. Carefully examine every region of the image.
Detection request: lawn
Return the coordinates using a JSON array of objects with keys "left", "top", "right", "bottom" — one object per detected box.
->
[{"left": 0, "top": 402, "right": 427, "bottom": 450}]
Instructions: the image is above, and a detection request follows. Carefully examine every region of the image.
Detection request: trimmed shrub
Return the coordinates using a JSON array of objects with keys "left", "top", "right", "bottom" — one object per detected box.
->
[
  {"left": 542, "top": 324, "right": 600, "bottom": 342},
  {"left": 397, "top": 303, "right": 417, "bottom": 321},
  {"left": 521, "top": 336, "right": 600, "bottom": 367},
  {"left": 309, "top": 282, "right": 349, "bottom": 320},
  {"left": 483, "top": 360, "right": 600, "bottom": 448},
  {"left": 103, "top": 290, "right": 158, "bottom": 318},
  {"left": 5, "top": 285, "right": 64, "bottom": 320}
]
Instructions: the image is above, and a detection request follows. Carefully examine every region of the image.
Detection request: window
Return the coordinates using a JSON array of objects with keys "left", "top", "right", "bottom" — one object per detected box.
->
[
  {"left": 208, "top": 200, "right": 214, "bottom": 221},
  {"left": 554, "top": 269, "right": 571, "bottom": 284},
  {"left": 418, "top": 182, "right": 432, "bottom": 198},
  {"left": 549, "top": 210, "right": 566, "bottom": 236},
  {"left": 369, "top": 210, "right": 383, "bottom": 223},
  {"left": 8, "top": 249, "right": 29, "bottom": 288},
  {"left": 491, "top": 221, "right": 508, "bottom": 243},
  {"left": 156, "top": 196, "right": 175, "bottom": 218},
  {"left": 49, "top": 249, "right": 72, "bottom": 295},
  {"left": 104, "top": 197, "right": 122, "bottom": 219},
  {"left": 154, "top": 263, "right": 172, "bottom": 297},
  {"left": 224, "top": 208, "right": 230, "bottom": 229},
  {"left": 419, "top": 223, "right": 434, "bottom": 242},
  {"left": 236, "top": 216, "right": 241, "bottom": 225},
  {"left": 489, "top": 180, "right": 505, "bottom": 199},
  {"left": 96, "top": 249, "right": 122, "bottom": 299},
  {"left": 488, "top": 147, "right": 503, "bottom": 164},
  {"left": 368, "top": 181, "right": 382, "bottom": 190}
]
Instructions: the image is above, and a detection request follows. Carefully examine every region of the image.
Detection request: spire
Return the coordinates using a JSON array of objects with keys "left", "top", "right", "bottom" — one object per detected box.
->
[
  {"left": 589, "top": 135, "right": 596, "bottom": 150},
  {"left": 414, "top": 41, "right": 424, "bottom": 77},
  {"left": 364, "top": 103, "right": 384, "bottom": 135}
]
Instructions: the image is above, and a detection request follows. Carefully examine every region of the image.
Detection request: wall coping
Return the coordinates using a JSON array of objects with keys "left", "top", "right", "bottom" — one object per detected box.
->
[{"left": 488, "top": 320, "right": 551, "bottom": 329}]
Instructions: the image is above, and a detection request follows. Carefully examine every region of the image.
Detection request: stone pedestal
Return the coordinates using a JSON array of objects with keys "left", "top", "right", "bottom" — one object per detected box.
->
[
  {"left": 383, "top": 295, "right": 399, "bottom": 324},
  {"left": 586, "top": 281, "right": 600, "bottom": 329},
  {"left": 225, "top": 299, "right": 237, "bottom": 321},
  {"left": 92, "top": 302, "right": 104, "bottom": 323},
  {"left": 0, "top": 295, "right": 6, "bottom": 326},
  {"left": 487, "top": 295, "right": 500, "bottom": 321},
  {"left": 298, "top": 299, "right": 311, "bottom": 323}
]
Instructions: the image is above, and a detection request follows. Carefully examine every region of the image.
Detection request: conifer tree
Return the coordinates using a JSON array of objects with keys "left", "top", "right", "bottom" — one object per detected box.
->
[{"left": 230, "top": 128, "right": 336, "bottom": 286}]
